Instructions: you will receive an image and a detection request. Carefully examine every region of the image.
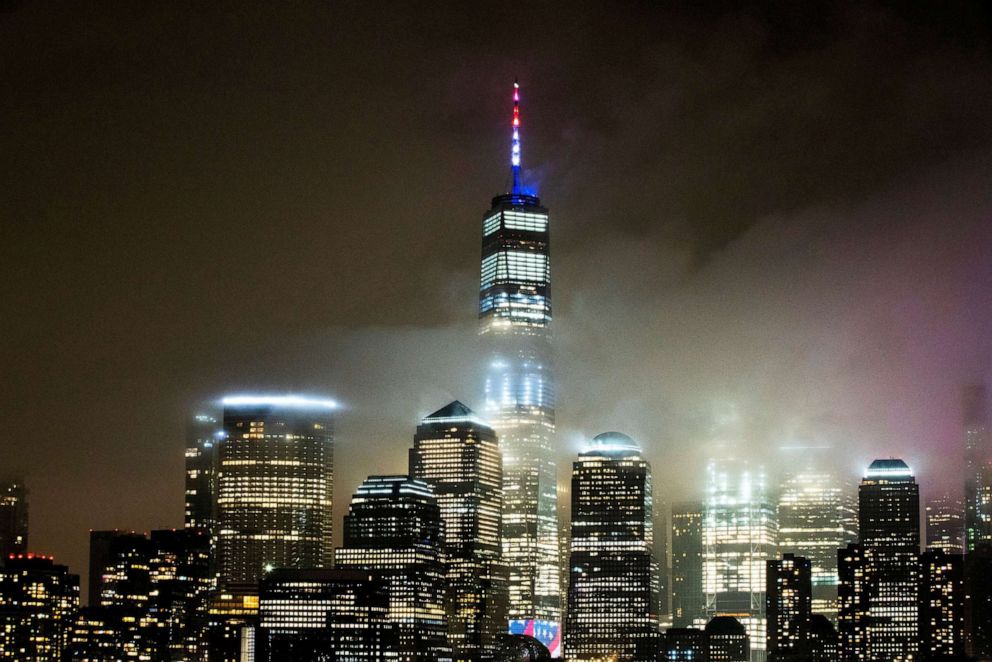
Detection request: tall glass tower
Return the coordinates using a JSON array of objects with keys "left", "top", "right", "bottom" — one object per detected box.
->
[
  {"left": 565, "top": 432, "right": 656, "bottom": 661},
  {"left": 479, "top": 81, "right": 560, "bottom": 635},
  {"left": 216, "top": 395, "right": 335, "bottom": 592},
  {"left": 702, "top": 458, "right": 778, "bottom": 662},
  {"left": 963, "top": 384, "right": 992, "bottom": 550},
  {"left": 777, "top": 468, "right": 858, "bottom": 621}
]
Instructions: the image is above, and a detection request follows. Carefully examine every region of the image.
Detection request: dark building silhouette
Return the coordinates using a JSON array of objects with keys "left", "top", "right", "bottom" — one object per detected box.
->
[
  {"left": 919, "top": 549, "right": 964, "bottom": 660},
  {"left": 255, "top": 568, "right": 397, "bottom": 661},
  {"left": 808, "top": 615, "right": 840, "bottom": 661},
  {"left": 706, "top": 616, "right": 750, "bottom": 662},
  {"left": 84, "top": 528, "right": 212, "bottom": 660},
  {"left": 335, "top": 475, "right": 449, "bottom": 661},
  {"left": 185, "top": 412, "right": 219, "bottom": 532},
  {"left": 662, "top": 627, "right": 710, "bottom": 662},
  {"left": 565, "top": 432, "right": 657, "bottom": 661},
  {"left": 837, "top": 543, "right": 868, "bottom": 662},
  {"left": 965, "top": 544, "right": 992, "bottom": 658},
  {"left": 410, "top": 401, "right": 507, "bottom": 659},
  {"left": 671, "top": 502, "right": 704, "bottom": 628},
  {"left": 494, "top": 633, "right": 552, "bottom": 661},
  {"left": 767, "top": 554, "right": 813, "bottom": 657},
  {"left": 0, "top": 554, "right": 79, "bottom": 659},
  {"left": 0, "top": 480, "right": 28, "bottom": 563}
]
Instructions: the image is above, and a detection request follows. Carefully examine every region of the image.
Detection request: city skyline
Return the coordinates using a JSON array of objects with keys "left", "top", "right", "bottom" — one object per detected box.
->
[{"left": 4, "top": 3, "right": 992, "bottom": 647}]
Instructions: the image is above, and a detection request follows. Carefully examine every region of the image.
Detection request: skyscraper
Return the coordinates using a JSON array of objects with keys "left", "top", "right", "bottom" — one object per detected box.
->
[
  {"left": 565, "top": 432, "right": 657, "bottom": 661},
  {"left": 0, "top": 554, "right": 79, "bottom": 659},
  {"left": 703, "top": 458, "right": 777, "bottom": 661},
  {"left": 963, "top": 384, "right": 992, "bottom": 550},
  {"left": 925, "top": 494, "right": 965, "bottom": 555},
  {"left": 0, "top": 479, "right": 28, "bottom": 562},
  {"left": 671, "top": 502, "right": 705, "bottom": 628},
  {"left": 410, "top": 401, "right": 506, "bottom": 660},
  {"left": 478, "top": 81, "right": 559, "bottom": 634},
  {"left": 847, "top": 459, "right": 921, "bottom": 662},
  {"left": 185, "top": 412, "right": 219, "bottom": 532},
  {"left": 766, "top": 554, "right": 812, "bottom": 658},
  {"left": 965, "top": 544, "right": 992, "bottom": 658},
  {"left": 919, "top": 549, "right": 964, "bottom": 659},
  {"left": 335, "top": 475, "right": 450, "bottom": 661},
  {"left": 777, "top": 469, "right": 857, "bottom": 621},
  {"left": 216, "top": 395, "right": 335, "bottom": 591},
  {"left": 837, "top": 543, "right": 868, "bottom": 662}
]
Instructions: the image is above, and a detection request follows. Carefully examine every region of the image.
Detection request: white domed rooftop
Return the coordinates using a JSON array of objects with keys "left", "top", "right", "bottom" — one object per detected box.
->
[{"left": 586, "top": 431, "right": 640, "bottom": 455}]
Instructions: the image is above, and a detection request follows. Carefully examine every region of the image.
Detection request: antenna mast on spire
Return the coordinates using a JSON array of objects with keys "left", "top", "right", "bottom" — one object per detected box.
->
[{"left": 511, "top": 78, "right": 522, "bottom": 194}]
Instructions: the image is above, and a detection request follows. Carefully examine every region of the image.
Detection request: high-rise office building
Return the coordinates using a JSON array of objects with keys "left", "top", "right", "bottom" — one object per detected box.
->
[
  {"left": 703, "top": 458, "right": 777, "bottom": 660},
  {"left": 841, "top": 459, "right": 920, "bottom": 662},
  {"left": 662, "top": 627, "right": 710, "bottom": 662},
  {"left": 777, "top": 469, "right": 857, "bottom": 620},
  {"left": 707, "top": 616, "right": 751, "bottom": 662},
  {"left": 410, "top": 401, "right": 507, "bottom": 660},
  {"left": 807, "top": 615, "right": 840, "bottom": 662},
  {"left": 216, "top": 395, "right": 335, "bottom": 591},
  {"left": 336, "top": 475, "right": 450, "bottom": 661},
  {"left": 478, "top": 81, "right": 559, "bottom": 636},
  {"left": 0, "top": 479, "right": 28, "bottom": 563},
  {"left": 766, "top": 554, "right": 812, "bottom": 658},
  {"left": 671, "top": 502, "right": 705, "bottom": 628},
  {"left": 0, "top": 554, "right": 79, "bottom": 659},
  {"left": 256, "top": 568, "right": 398, "bottom": 660},
  {"left": 963, "top": 385, "right": 992, "bottom": 550},
  {"left": 148, "top": 528, "right": 213, "bottom": 659},
  {"left": 919, "top": 549, "right": 964, "bottom": 659},
  {"left": 565, "top": 432, "right": 657, "bottom": 661},
  {"left": 185, "top": 412, "right": 219, "bottom": 532},
  {"left": 837, "top": 543, "right": 868, "bottom": 662},
  {"left": 925, "top": 495, "right": 965, "bottom": 555}
]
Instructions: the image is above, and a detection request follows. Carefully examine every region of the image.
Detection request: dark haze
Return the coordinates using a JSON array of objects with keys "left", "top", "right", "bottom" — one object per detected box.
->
[{"left": 3, "top": 1, "right": 992, "bottom": 592}]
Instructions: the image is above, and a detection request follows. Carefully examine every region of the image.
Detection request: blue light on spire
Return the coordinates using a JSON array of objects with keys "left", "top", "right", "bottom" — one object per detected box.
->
[{"left": 511, "top": 79, "right": 522, "bottom": 194}]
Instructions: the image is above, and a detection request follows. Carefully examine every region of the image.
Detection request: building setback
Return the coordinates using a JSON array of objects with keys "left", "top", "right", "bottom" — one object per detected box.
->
[{"left": 566, "top": 432, "right": 656, "bottom": 661}]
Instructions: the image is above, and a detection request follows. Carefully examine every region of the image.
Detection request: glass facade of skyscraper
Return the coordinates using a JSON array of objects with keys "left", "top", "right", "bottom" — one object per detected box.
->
[
  {"left": 777, "top": 469, "right": 857, "bottom": 621},
  {"left": 565, "top": 432, "right": 656, "bottom": 661},
  {"left": 855, "top": 459, "right": 920, "bottom": 662},
  {"left": 479, "top": 82, "right": 560, "bottom": 636},
  {"left": 671, "top": 502, "right": 705, "bottom": 628},
  {"left": 702, "top": 458, "right": 777, "bottom": 662},
  {"left": 335, "top": 474, "right": 451, "bottom": 661},
  {"left": 963, "top": 384, "right": 992, "bottom": 551},
  {"left": 926, "top": 494, "right": 965, "bottom": 555},
  {"left": 185, "top": 412, "right": 219, "bottom": 533},
  {"left": 410, "top": 401, "right": 507, "bottom": 660},
  {"left": 216, "top": 395, "right": 335, "bottom": 591}
]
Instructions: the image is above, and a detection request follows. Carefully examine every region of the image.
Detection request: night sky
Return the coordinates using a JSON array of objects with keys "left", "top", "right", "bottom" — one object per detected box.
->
[{"left": 4, "top": 1, "right": 992, "bottom": 592}]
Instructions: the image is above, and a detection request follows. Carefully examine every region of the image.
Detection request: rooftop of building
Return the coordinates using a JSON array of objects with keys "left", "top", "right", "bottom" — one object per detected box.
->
[
  {"left": 865, "top": 458, "right": 914, "bottom": 480},
  {"left": 582, "top": 431, "right": 641, "bottom": 456}
]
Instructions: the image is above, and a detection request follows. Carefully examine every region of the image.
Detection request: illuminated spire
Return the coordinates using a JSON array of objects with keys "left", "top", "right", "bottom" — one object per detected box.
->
[{"left": 511, "top": 78, "right": 522, "bottom": 194}]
